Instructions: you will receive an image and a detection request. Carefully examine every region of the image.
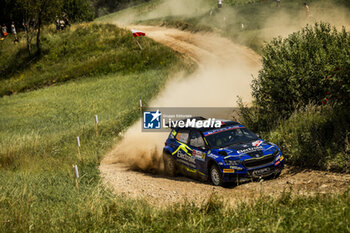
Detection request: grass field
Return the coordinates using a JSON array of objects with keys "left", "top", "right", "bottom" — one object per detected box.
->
[
  {"left": 0, "top": 22, "right": 192, "bottom": 231},
  {"left": 1, "top": 1, "right": 350, "bottom": 232}
]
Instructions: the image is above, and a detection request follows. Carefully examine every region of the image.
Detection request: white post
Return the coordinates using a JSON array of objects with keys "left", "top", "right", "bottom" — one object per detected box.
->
[
  {"left": 74, "top": 165, "right": 79, "bottom": 178},
  {"left": 73, "top": 165, "right": 79, "bottom": 191},
  {"left": 135, "top": 39, "right": 143, "bottom": 50},
  {"left": 139, "top": 99, "right": 143, "bottom": 114},
  {"left": 76, "top": 136, "right": 81, "bottom": 160},
  {"left": 94, "top": 115, "right": 99, "bottom": 136}
]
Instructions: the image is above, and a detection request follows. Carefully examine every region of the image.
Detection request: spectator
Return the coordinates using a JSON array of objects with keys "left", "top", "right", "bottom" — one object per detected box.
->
[
  {"left": 276, "top": 0, "right": 280, "bottom": 7},
  {"left": 218, "top": 0, "right": 222, "bottom": 8},
  {"left": 22, "top": 21, "right": 27, "bottom": 32},
  {"left": 304, "top": 3, "right": 310, "bottom": 19},
  {"left": 11, "top": 22, "right": 16, "bottom": 35},
  {"left": 63, "top": 13, "right": 71, "bottom": 27},
  {"left": 55, "top": 16, "right": 60, "bottom": 30},
  {"left": 59, "top": 19, "right": 65, "bottom": 30},
  {"left": 2, "top": 24, "right": 8, "bottom": 38}
]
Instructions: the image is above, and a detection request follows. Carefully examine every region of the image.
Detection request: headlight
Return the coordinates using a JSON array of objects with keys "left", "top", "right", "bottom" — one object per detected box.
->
[
  {"left": 273, "top": 149, "right": 280, "bottom": 161},
  {"left": 224, "top": 159, "right": 242, "bottom": 165}
]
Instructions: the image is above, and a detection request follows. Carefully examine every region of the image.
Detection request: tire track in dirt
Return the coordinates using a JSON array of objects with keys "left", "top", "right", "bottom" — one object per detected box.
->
[{"left": 100, "top": 26, "right": 350, "bottom": 206}]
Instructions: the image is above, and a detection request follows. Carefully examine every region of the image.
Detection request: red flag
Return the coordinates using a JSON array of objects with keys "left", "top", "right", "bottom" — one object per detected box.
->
[{"left": 131, "top": 29, "right": 146, "bottom": 38}]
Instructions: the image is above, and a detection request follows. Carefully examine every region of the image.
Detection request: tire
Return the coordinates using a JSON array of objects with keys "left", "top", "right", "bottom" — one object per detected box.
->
[
  {"left": 274, "top": 170, "right": 281, "bottom": 179},
  {"left": 265, "top": 169, "right": 281, "bottom": 180},
  {"left": 209, "top": 164, "right": 223, "bottom": 186},
  {"left": 163, "top": 152, "right": 176, "bottom": 176}
]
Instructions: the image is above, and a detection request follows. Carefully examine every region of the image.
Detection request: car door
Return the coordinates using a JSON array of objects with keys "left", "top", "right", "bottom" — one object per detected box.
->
[
  {"left": 173, "top": 129, "right": 196, "bottom": 170},
  {"left": 188, "top": 130, "right": 207, "bottom": 175}
]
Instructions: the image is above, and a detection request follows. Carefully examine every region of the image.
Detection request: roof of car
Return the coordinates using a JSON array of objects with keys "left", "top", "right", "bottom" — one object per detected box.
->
[{"left": 169, "top": 116, "right": 241, "bottom": 132}]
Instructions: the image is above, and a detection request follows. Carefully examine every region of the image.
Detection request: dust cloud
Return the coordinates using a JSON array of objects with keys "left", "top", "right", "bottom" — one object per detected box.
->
[
  {"left": 103, "top": 26, "right": 261, "bottom": 172},
  {"left": 113, "top": 0, "right": 213, "bottom": 26},
  {"left": 260, "top": 2, "right": 350, "bottom": 41},
  {"left": 104, "top": 1, "right": 350, "bottom": 172}
]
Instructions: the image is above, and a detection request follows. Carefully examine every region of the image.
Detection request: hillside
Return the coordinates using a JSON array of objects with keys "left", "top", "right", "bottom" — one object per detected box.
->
[{"left": 0, "top": 23, "right": 185, "bottom": 96}]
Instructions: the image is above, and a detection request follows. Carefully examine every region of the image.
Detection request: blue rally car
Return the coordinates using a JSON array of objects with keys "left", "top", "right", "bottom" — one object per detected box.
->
[{"left": 163, "top": 117, "right": 284, "bottom": 186}]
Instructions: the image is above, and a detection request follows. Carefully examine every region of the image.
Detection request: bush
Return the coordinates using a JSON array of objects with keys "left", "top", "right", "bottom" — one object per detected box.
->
[
  {"left": 250, "top": 22, "right": 350, "bottom": 131},
  {"left": 268, "top": 105, "right": 350, "bottom": 172}
]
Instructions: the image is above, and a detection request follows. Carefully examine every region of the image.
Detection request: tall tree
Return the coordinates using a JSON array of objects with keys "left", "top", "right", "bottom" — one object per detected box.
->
[{"left": 20, "top": 0, "right": 62, "bottom": 55}]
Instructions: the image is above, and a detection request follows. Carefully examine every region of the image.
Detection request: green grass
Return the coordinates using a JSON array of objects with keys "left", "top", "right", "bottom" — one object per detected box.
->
[
  {"left": 0, "top": 69, "right": 182, "bottom": 170},
  {"left": 1, "top": 170, "right": 349, "bottom": 232}
]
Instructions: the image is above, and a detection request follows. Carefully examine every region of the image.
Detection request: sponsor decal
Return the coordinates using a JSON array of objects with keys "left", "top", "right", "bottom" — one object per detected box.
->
[
  {"left": 252, "top": 140, "right": 263, "bottom": 147},
  {"left": 275, "top": 160, "right": 281, "bottom": 166},
  {"left": 203, "top": 125, "right": 245, "bottom": 136},
  {"left": 237, "top": 146, "right": 263, "bottom": 154},
  {"left": 230, "top": 166, "right": 243, "bottom": 170},
  {"left": 223, "top": 169, "right": 235, "bottom": 173},
  {"left": 143, "top": 110, "right": 161, "bottom": 129},
  {"left": 192, "top": 150, "right": 205, "bottom": 161},
  {"left": 177, "top": 151, "right": 196, "bottom": 164},
  {"left": 172, "top": 142, "right": 192, "bottom": 156}
]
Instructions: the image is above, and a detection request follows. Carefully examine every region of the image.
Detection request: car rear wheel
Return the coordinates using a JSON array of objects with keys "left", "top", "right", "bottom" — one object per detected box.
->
[
  {"left": 163, "top": 152, "right": 176, "bottom": 176},
  {"left": 210, "top": 164, "right": 223, "bottom": 186}
]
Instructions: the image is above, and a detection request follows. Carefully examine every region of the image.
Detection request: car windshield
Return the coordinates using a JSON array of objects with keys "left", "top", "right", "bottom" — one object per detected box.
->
[{"left": 204, "top": 126, "right": 259, "bottom": 148}]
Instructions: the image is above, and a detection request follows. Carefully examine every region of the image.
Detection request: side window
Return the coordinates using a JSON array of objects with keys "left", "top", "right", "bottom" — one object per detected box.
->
[
  {"left": 176, "top": 129, "right": 189, "bottom": 143},
  {"left": 189, "top": 130, "right": 205, "bottom": 148}
]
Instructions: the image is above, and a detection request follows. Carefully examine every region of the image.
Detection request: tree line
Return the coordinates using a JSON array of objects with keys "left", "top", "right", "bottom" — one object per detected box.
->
[{"left": 0, "top": 0, "right": 149, "bottom": 55}]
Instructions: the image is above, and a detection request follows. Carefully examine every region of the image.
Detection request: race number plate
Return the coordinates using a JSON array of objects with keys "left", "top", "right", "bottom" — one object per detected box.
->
[{"left": 252, "top": 167, "right": 271, "bottom": 177}]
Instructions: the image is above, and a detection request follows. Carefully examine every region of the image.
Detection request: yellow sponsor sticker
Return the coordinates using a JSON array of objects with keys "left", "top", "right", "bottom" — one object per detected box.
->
[
  {"left": 223, "top": 169, "right": 235, "bottom": 173},
  {"left": 280, "top": 155, "right": 284, "bottom": 161}
]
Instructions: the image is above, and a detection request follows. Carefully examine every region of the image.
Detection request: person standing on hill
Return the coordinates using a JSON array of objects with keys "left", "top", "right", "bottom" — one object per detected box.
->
[
  {"left": 304, "top": 3, "right": 310, "bottom": 19},
  {"left": 22, "top": 21, "right": 27, "bottom": 32},
  {"left": 2, "top": 24, "right": 8, "bottom": 38},
  {"left": 63, "top": 13, "right": 71, "bottom": 27},
  {"left": 11, "top": 22, "right": 16, "bottom": 35},
  {"left": 11, "top": 22, "right": 19, "bottom": 44},
  {"left": 218, "top": 0, "right": 222, "bottom": 8},
  {"left": 276, "top": 0, "right": 280, "bottom": 7}
]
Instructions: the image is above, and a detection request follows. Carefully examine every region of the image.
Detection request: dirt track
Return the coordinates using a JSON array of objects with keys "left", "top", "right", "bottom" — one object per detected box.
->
[{"left": 99, "top": 26, "right": 350, "bottom": 206}]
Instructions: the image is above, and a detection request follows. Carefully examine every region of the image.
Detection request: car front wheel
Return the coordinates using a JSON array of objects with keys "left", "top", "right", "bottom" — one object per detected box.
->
[{"left": 210, "top": 164, "right": 223, "bottom": 186}]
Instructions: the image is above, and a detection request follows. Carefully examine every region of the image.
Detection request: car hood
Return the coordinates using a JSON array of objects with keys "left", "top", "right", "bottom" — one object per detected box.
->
[{"left": 211, "top": 139, "right": 276, "bottom": 159}]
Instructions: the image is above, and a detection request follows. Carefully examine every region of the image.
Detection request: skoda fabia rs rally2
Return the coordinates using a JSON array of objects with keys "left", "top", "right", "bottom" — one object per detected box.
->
[{"left": 162, "top": 117, "right": 284, "bottom": 186}]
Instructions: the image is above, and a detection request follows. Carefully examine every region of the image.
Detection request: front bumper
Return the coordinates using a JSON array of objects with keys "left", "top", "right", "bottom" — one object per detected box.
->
[{"left": 222, "top": 162, "right": 284, "bottom": 183}]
